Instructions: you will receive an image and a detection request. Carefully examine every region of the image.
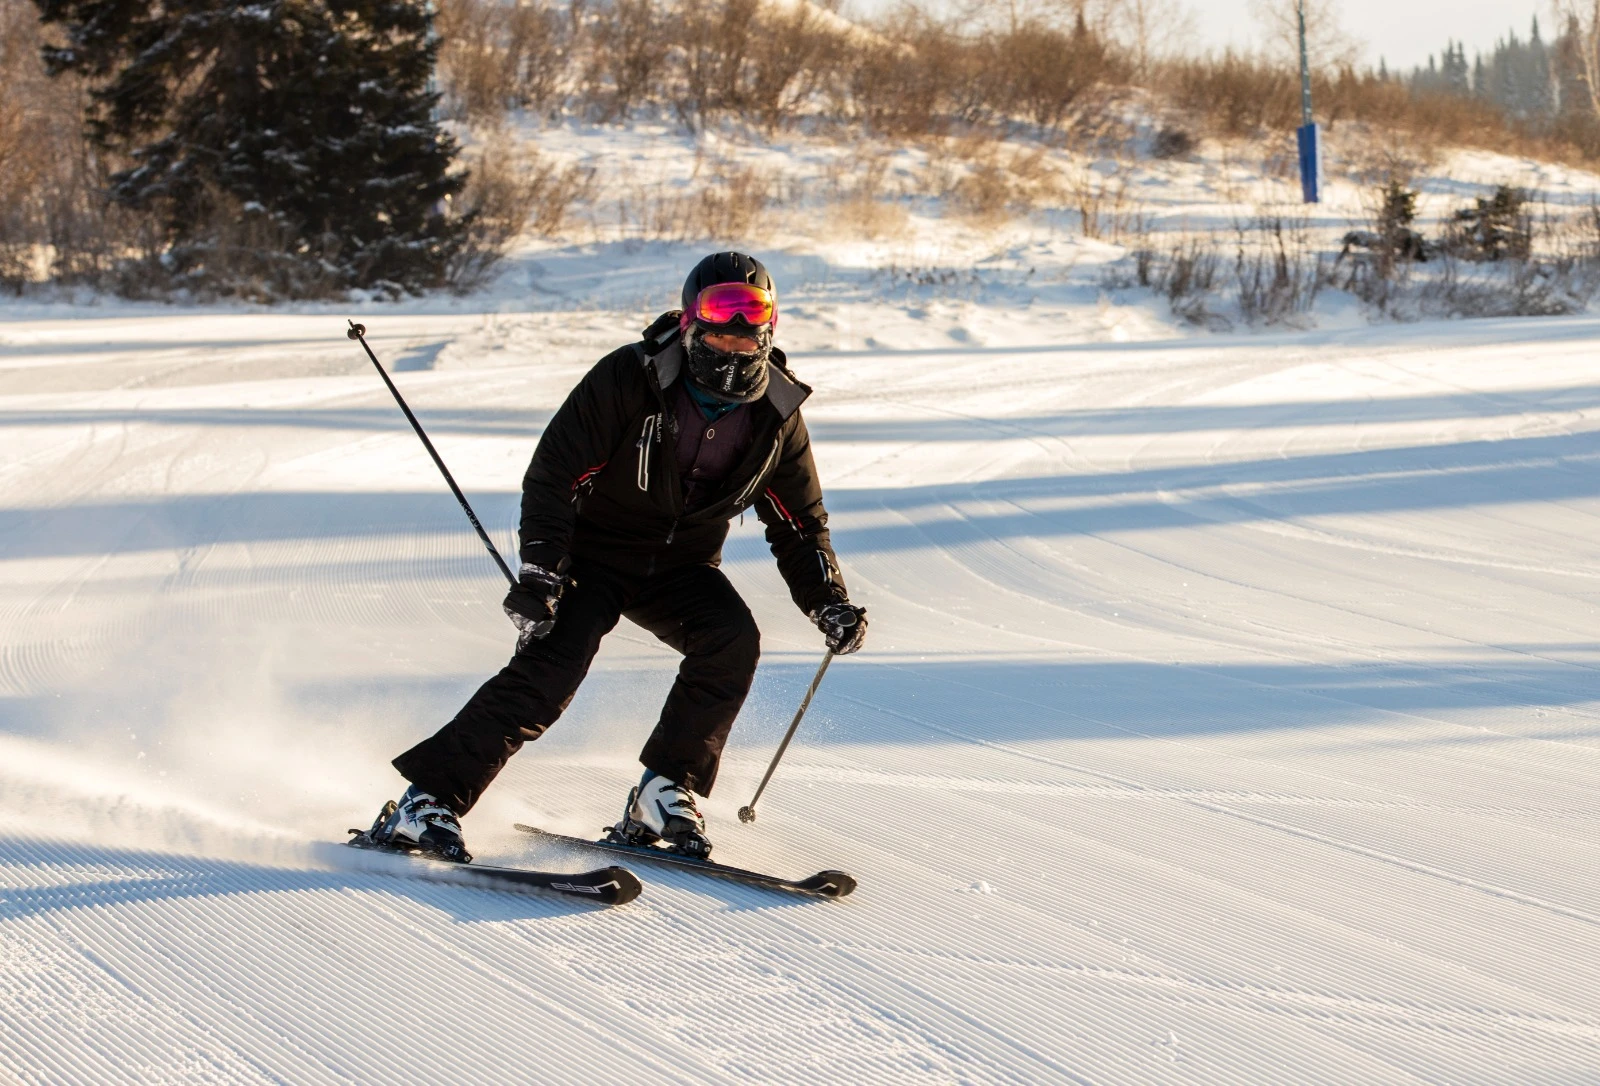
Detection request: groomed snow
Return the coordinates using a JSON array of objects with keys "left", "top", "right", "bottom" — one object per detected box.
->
[{"left": 5, "top": 232, "right": 1600, "bottom": 1078}]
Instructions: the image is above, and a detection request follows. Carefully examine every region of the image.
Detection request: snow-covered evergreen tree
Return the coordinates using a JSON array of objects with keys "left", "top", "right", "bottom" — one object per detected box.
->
[{"left": 34, "top": 0, "right": 469, "bottom": 297}]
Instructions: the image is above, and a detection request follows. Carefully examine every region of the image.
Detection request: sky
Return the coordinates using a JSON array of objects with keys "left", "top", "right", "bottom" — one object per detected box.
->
[
  {"left": 846, "top": 1, "right": 1544, "bottom": 74},
  {"left": 1178, "top": 0, "right": 1543, "bottom": 72}
]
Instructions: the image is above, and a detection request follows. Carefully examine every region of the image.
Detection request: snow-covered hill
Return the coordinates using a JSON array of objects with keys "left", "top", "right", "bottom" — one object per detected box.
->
[{"left": 4, "top": 279, "right": 1600, "bottom": 1081}]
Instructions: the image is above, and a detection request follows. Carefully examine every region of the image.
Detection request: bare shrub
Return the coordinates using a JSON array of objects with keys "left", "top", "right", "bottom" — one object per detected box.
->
[
  {"left": 1320, "top": 69, "right": 1531, "bottom": 156},
  {"left": 448, "top": 137, "right": 597, "bottom": 289},
  {"left": 1416, "top": 251, "right": 1599, "bottom": 319},
  {"left": 843, "top": 12, "right": 968, "bottom": 137},
  {"left": 434, "top": 0, "right": 572, "bottom": 123},
  {"left": 1152, "top": 126, "right": 1195, "bottom": 159},
  {"left": 1162, "top": 52, "right": 1297, "bottom": 138},
  {"left": 586, "top": 0, "right": 669, "bottom": 121},
  {"left": 1065, "top": 160, "right": 1133, "bottom": 240},
  {"left": 663, "top": 0, "right": 849, "bottom": 131},
  {"left": 1233, "top": 211, "right": 1324, "bottom": 326},
  {"left": 1333, "top": 188, "right": 1600, "bottom": 320},
  {"left": 692, "top": 161, "right": 776, "bottom": 237},
  {"left": 836, "top": 11, "right": 1126, "bottom": 141},
  {"left": 1161, "top": 238, "right": 1225, "bottom": 326},
  {"left": 0, "top": 0, "right": 147, "bottom": 291},
  {"left": 952, "top": 161, "right": 1016, "bottom": 223},
  {"left": 1109, "top": 211, "right": 1323, "bottom": 329},
  {"left": 673, "top": 0, "right": 759, "bottom": 129},
  {"left": 995, "top": 19, "right": 1120, "bottom": 133},
  {"left": 743, "top": 1, "right": 845, "bottom": 132},
  {"left": 1123, "top": 235, "right": 1226, "bottom": 328}
]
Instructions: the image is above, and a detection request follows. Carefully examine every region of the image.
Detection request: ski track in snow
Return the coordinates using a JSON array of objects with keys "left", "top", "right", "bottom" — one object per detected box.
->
[{"left": 2, "top": 305, "right": 1600, "bottom": 1083}]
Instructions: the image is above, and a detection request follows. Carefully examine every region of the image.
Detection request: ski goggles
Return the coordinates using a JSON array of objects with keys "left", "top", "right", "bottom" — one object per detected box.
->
[{"left": 684, "top": 282, "right": 777, "bottom": 330}]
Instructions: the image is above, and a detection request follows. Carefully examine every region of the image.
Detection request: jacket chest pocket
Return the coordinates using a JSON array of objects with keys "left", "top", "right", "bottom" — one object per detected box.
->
[{"left": 732, "top": 440, "right": 781, "bottom": 509}]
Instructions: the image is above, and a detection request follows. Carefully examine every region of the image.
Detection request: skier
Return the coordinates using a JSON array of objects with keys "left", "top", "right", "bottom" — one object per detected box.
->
[{"left": 366, "top": 253, "right": 866, "bottom": 862}]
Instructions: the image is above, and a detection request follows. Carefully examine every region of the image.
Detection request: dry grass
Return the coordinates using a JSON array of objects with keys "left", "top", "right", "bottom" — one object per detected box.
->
[
  {"left": 815, "top": 148, "right": 912, "bottom": 239},
  {"left": 918, "top": 138, "right": 1071, "bottom": 227},
  {"left": 613, "top": 157, "right": 778, "bottom": 242},
  {"left": 829, "top": 195, "right": 910, "bottom": 240}
]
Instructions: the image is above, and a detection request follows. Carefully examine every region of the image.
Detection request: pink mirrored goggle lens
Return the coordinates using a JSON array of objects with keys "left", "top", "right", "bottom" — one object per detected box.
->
[{"left": 689, "top": 283, "right": 777, "bottom": 328}]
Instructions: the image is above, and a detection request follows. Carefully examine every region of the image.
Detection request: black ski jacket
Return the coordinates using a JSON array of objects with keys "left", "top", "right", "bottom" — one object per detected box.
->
[{"left": 518, "top": 314, "right": 848, "bottom": 616}]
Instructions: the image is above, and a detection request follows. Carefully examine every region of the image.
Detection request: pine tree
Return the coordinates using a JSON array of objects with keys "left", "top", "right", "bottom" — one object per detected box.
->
[
  {"left": 1409, "top": 20, "right": 1558, "bottom": 123},
  {"left": 34, "top": 0, "right": 470, "bottom": 298},
  {"left": 1444, "top": 42, "right": 1471, "bottom": 95}
]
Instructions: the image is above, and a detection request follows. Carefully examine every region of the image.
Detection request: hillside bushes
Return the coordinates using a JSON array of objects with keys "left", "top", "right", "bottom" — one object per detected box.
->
[
  {"left": 0, "top": 0, "right": 1585, "bottom": 301},
  {"left": 432, "top": 0, "right": 1127, "bottom": 139}
]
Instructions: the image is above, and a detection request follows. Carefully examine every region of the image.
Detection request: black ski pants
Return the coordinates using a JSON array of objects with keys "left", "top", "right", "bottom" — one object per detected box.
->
[{"left": 392, "top": 559, "right": 760, "bottom": 814}]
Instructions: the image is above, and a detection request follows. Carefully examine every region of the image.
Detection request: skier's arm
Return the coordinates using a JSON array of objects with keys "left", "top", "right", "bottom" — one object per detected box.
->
[
  {"left": 519, "top": 349, "right": 639, "bottom": 569},
  {"left": 756, "top": 411, "right": 850, "bottom": 616}
]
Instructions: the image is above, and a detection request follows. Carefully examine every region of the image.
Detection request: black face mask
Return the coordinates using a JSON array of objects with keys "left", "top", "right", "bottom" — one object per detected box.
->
[{"left": 684, "top": 326, "right": 771, "bottom": 403}]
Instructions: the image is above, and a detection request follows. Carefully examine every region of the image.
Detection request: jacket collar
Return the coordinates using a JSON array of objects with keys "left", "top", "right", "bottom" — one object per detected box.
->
[{"left": 644, "top": 336, "right": 810, "bottom": 423}]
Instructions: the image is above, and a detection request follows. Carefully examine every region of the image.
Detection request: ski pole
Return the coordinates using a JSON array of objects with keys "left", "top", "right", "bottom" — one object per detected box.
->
[
  {"left": 738, "top": 650, "right": 834, "bottom": 824},
  {"left": 346, "top": 320, "right": 516, "bottom": 589}
]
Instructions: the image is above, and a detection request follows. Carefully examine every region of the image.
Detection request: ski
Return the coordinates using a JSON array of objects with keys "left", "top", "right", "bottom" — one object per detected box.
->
[
  {"left": 513, "top": 823, "right": 857, "bottom": 898},
  {"left": 346, "top": 828, "right": 642, "bottom": 906}
]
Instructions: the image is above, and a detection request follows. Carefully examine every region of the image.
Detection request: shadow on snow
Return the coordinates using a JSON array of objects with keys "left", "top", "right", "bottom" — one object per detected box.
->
[
  {"left": 0, "top": 834, "right": 610, "bottom": 925},
  {"left": 2, "top": 425, "right": 1598, "bottom": 559}
]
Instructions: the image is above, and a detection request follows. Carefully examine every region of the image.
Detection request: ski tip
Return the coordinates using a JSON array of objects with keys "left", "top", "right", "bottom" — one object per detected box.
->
[
  {"left": 797, "top": 870, "right": 857, "bottom": 898},
  {"left": 595, "top": 865, "right": 644, "bottom": 906}
]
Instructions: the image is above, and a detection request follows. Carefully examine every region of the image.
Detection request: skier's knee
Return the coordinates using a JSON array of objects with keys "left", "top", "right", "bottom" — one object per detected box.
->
[{"left": 710, "top": 609, "right": 761, "bottom": 676}]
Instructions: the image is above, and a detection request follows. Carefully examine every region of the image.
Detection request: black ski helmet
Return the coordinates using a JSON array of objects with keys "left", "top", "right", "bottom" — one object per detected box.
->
[{"left": 679, "top": 252, "right": 776, "bottom": 404}]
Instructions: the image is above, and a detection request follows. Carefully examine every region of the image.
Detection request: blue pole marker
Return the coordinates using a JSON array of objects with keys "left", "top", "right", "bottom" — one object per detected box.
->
[{"left": 1297, "top": 122, "right": 1322, "bottom": 204}]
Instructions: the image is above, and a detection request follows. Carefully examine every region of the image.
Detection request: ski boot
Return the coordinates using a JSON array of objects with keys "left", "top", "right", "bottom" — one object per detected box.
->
[
  {"left": 359, "top": 784, "right": 472, "bottom": 863},
  {"left": 609, "top": 770, "right": 712, "bottom": 859}
]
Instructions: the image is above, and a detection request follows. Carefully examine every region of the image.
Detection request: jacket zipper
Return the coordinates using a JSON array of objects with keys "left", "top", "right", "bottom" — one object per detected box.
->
[{"left": 636, "top": 415, "right": 657, "bottom": 491}]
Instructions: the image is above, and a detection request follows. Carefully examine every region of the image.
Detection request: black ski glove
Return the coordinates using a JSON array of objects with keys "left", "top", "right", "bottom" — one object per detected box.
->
[
  {"left": 811, "top": 600, "right": 867, "bottom": 655},
  {"left": 504, "top": 557, "right": 571, "bottom": 650}
]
